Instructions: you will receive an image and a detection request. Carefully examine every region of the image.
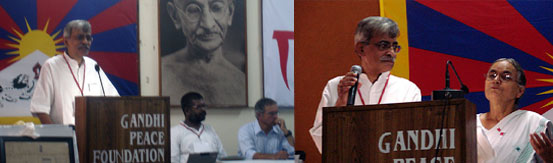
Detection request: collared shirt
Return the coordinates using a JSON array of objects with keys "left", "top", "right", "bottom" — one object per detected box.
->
[
  {"left": 477, "top": 110, "right": 553, "bottom": 163},
  {"left": 171, "top": 121, "right": 226, "bottom": 163},
  {"left": 237, "top": 120, "right": 295, "bottom": 159},
  {"left": 30, "top": 52, "right": 119, "bottom": 125},
  {"left": 309, "top": 71, "right": 421, "bottom": 153}
]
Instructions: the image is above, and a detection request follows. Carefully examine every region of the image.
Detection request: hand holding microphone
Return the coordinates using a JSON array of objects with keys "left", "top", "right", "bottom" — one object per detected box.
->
[{"left": 335, "top": 65, "right": 362, "bottom": 106}]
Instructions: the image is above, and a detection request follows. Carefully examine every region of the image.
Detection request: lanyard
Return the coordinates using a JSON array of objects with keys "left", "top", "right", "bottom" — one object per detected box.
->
[
  {"left": 181, "top": 121, "right": 204, "bottom": 139},
  {"left": 63, "top": 54, "right": 85, "bottom": 96},
  {"left": 357, "top": 73, "right": 391, "bottom": 105}
]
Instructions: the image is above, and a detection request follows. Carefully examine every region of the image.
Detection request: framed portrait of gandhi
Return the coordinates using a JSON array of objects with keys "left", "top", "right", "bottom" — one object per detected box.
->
[{"left": 159, "top": 0, "right": 247, "bottom": 107}]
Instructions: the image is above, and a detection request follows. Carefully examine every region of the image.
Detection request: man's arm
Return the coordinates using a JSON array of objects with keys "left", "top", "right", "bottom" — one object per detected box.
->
[
  {"left": 33, "top": 113, "right": 52, "bottom": 124},
  {"left": 276, "top": 118, "right": 294, "bottom": 146},
  {"left": 309, "top": 81, "right": 334, "bottom": 154},
  {"left": 309, "top": 96, "right": 326, "bottom": 153},
  {"left": 280, "top": 128, "right": 295, "bottom": 158},
  {"left": 238, "top": 124, "right": 288, "bottom": 160},
  {"left": 238, "top": 125, "right": 259, "bottom": 159},
  {"left": 286, "top": 132, "right": 295, "bottom": 147},
  {"left": 30, "top": 61, "right": 54, "bottom": 124},
  {"left": 170, "top": 127, "right": 181, "bottom": 162},
  {"left": 407, "top": 83, "right": 422, "bottom": 102}
]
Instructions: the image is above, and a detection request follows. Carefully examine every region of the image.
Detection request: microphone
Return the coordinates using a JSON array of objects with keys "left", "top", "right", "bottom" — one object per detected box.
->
[
  {"left": 448, "top": 60, "right": 469, "bottom": 94},
  {"left": 95, "top": 64, "right": 106, "bottom": 96},
  {"left": 445, "top": 61, "right": 450, "bottom": 89},
  {"left": 432, "top": 60, "right": 469, "bottom": 100},
  {"left": 347, "top": 65, "right": 362, "bottom": 106}
]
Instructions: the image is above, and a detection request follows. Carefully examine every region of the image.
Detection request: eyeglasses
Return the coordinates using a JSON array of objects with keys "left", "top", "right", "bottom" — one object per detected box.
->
[
  {"left": 265, "top": 111, "right": 279, "bottom": 116},
  {"left": 486, "top": 71, "right": 514, "bottom": 82},
  {"left": 175, "top": 2, "right": 228, "bottom": 23},
  {"left": 72, "top": 34, "right": 93, "bottom": 42},
  {"left": 363, "top": 41, "right": 401, "bottom": 53}
]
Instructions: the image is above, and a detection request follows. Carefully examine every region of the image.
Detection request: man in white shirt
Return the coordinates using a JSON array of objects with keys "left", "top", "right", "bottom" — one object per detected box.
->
[
  {"left": 309, "top": 16, "right": 422, "bottom": 153},
  {"left": 30, "top": 20, "right": 119, "bottom": 125},
  {"left": 171, "top": 92, "right": 226, "bottom": 163}
]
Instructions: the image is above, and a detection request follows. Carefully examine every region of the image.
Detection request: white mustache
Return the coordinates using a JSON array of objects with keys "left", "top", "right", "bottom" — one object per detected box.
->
[
  {"left": 380, "top": 56, "right": 395, "bottom": 62},
  {"left": 197, "top": 31, "right": 222, "bottom": 39},
  {"left": 79, "top": 45, "right": 90, "bottom": 50}
]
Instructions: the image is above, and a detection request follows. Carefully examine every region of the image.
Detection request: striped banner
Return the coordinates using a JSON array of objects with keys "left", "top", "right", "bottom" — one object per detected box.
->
[
  {"left": 382, "top": 0, "right": 553, "bottom": 119},
  {"left": 0, "top": 0, "right": 138, "bottom": 119}
]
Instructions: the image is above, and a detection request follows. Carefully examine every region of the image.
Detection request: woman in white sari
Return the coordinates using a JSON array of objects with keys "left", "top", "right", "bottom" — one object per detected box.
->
[{"left": 477, "top": 58, "right": 553, "bottom": 163}]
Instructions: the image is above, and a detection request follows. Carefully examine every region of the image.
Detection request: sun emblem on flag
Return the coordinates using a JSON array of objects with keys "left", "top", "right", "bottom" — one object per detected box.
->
[
  {"left": 5, "top": 18, "right": 63, "bottom": 63},
  {"left": 536, "top": 52, "right": 553, "bottom": 108}
]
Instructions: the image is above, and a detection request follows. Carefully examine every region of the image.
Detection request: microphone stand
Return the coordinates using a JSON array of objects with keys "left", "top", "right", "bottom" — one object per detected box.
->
[
  {"left": 95, "top": 64, "right": 106, "bottom": 96},
  {"left": 431, "top": 60, "right": 469, "bottom": 159},
  {"left": 432, "top": 60, "right": 469, "bottom": 100}
]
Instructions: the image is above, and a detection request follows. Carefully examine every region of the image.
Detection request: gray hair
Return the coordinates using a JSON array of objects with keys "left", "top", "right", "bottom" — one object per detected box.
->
[
  {"left": 354, "top": 16, "right": 399, "bottom": 44},
  {"left": 63, "top": 20, "right": 91, "bottom": 38},
  {"left": 492, "top": 58, "right": 526, "bottom": 105},
  {"left": 254, "top": 98, "right": 277, "bottom": 114},
  {"left": 493, "top": 58, "right": 526, "bottom": 86}
]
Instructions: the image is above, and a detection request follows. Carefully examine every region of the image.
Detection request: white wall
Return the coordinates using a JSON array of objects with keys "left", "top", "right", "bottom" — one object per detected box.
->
[
  {"left": 138, "top": 0, "right": 294, "bottom": 155},
  {"left": 138, "top": 0, "right": 159, "bottom": 96}
]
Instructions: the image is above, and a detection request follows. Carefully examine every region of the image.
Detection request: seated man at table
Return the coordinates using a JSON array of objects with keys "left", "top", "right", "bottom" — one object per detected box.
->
[
  {"left": 171, "top": 92, "right": 226, "bottom": 162},
  {"left": 237, "top": 98, "right": 295, "bottom": 160}
]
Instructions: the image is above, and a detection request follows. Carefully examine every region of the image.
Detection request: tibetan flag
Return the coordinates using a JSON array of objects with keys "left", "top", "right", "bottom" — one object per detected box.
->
[
  {"left": 382, "top": 0, "right": 553, "bottom": 119},
  {"left": 0, "top": 0, "right": 138, "bottom": 117}
]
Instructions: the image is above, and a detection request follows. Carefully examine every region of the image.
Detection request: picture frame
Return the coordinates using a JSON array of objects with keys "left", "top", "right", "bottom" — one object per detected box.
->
[
  {"left": 1, "top": 137, "right": 76, "bottom": 163},
  {"left": 159, "top": 0, "right": 248, "bottom": 107}
]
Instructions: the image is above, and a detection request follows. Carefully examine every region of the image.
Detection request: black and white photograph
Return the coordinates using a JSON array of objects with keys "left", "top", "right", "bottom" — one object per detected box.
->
[{"left": 160, "top": 0, "right": 247, "bottom": 107}]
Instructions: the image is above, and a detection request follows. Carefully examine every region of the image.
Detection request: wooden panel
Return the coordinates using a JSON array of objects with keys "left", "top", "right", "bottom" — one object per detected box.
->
[
  {"left": 323, "top": 99, "right": 476, "bottom": 162},
  {"left": 295, "top": 0, "right": 380, "bottom": 162},
  {"left": 76, "top": 96, "right": 170, "bottom": 162}
]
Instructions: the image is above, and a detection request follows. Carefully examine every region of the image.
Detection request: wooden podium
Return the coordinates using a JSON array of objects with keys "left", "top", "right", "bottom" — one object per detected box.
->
[
  {"left": 75, "top": 96, "right": 170, "bottom": 163},
  {"left": 323, "top": 99, "right": 476, "bottom": 162}
]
